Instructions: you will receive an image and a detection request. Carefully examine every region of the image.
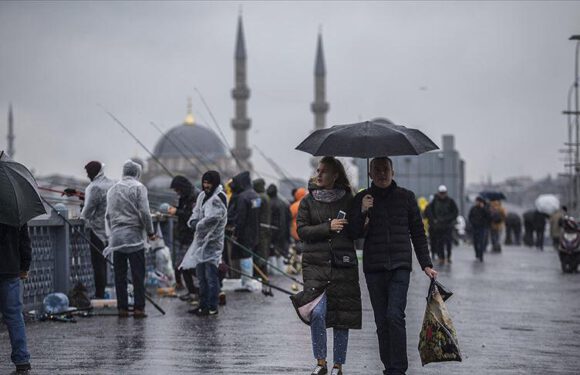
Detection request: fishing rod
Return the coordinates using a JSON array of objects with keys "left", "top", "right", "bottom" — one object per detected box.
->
[
  {"left": 39, "top": 186, "right": 85, "bottom": 199},
  {"left": 226, "top": 264, "right": 294, "bottom": 296},
  {"left": 253, "top": 144, "right": 298, "bottom": 187},
  {"left": 194, "top": 88, "right": 249, "bottom": 174},
  {"left": 225, "top": 234, "right": 304, "bottom": 286},
  {"left": 42, "top": 198, "right": 166, "bottom": 315},
  {"left": 149, "top": 121, "right": 205, "bottom": 175},
  {"left": 99, "top": 105, "right": 174, "bottom": 178},
  {"left": 149, "top": 121, "right": 227, "bottom": 177}
]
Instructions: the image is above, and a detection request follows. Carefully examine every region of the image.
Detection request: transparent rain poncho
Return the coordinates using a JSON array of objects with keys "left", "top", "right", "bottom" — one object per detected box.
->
[
  {"left": 179, "top": 185, "right": 228, "bottom": 270},
  {"left": 80, "top": 166, "right": 115, "bottom": 243},
  {"left": 104, "top": 160, "right": 154, "bottom": 255}
]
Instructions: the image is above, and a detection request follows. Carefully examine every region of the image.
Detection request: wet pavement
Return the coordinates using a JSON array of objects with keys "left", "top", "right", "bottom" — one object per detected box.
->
[{"left": 2, "top": 243, "right": 580, "bottom": 374}]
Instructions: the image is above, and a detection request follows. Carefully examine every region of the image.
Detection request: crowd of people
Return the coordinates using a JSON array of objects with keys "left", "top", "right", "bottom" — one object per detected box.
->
[{"left": 4, "top": 153, "right": 565, "bottom": 375}]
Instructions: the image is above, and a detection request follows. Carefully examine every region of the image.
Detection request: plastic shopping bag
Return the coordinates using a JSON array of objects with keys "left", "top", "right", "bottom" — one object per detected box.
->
[{"left": 418, "top": 279, "right": 462, "bottom": 366}]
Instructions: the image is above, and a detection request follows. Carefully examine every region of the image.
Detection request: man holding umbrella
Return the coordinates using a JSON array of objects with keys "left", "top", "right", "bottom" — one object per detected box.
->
[{"left": 349, "top": 157, "right": 437, "bottom": 375}]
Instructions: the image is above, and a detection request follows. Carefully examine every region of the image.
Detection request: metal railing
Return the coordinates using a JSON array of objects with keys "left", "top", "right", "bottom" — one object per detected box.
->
[{"left": 22, "top": 208, "right": 175, "bottom": 312}]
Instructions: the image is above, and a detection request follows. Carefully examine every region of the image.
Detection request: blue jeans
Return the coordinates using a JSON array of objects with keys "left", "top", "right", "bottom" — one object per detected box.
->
[
  {"left": 196, "top": 262, "right": 219, "bottom": 311},
  {"left": 310, "top": 294, "right": 349, "bottom": 365},
  {"left": 365, "top": 269, "right": 410, "bottom": 375},
  {"left": 0, "top": 277, "right": 30, "bottom": 366}
]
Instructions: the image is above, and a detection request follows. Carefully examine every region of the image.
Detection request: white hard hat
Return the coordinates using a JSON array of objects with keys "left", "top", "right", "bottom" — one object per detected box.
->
[{"left": 438, "top": 185, "right": 448, "bottom": 193}]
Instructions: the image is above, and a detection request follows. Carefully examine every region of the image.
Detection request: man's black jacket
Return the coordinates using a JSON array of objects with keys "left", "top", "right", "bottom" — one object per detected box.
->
[
  {"left": 0, "top": 223, "right": 32, "bottom": 278},
  {"left": 228, "top": 171, "right": 260, "bottom": 259},
  {"left": 348, "top": 181, "right": 432, "bottom": 273}
]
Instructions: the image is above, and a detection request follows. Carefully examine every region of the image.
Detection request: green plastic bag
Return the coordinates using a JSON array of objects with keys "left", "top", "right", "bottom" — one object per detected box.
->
[{"left": 418, "top": 280, "right": 462, "bottom": 366}]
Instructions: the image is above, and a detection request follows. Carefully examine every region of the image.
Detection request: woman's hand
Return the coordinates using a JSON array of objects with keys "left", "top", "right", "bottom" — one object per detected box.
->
[{"left": 330, "top": 218, "right": 348, "bottom": 232}]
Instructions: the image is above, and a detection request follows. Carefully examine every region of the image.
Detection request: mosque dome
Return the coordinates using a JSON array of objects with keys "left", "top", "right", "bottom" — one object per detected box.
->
[{"left": 152, "top": 120, "right": 227, "bottom": 161}]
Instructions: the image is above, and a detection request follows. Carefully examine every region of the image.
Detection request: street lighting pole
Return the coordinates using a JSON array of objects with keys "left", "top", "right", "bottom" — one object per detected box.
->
[{"left": 569, "top": 35, "right": 580, "bottom": 214}]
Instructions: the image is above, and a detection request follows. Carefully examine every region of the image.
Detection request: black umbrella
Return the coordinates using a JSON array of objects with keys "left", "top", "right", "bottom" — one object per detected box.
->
[
  {"left": 479, "top": 191, "right": 506, "bottom": 201},
  {"left": 295, "top": 119, "right": 438, "bottom": 158},
  {"left": 0, "top": 151, "right": 46, "bottom": 226}
]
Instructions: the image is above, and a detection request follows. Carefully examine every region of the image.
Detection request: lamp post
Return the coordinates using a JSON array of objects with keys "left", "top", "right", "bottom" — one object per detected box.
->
[{"left": 567, "top": 35, "right": 580, "bottom": 214}]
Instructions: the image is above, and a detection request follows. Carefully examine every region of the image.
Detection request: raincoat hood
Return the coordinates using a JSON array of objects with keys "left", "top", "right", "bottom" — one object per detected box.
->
[
  {"left": 122, "top": 160, "right": 142, "bottom": 180},
  {"left": 266, "top": 184, "right": 277, "bottom": 198},
  {"left": 231, "top": 171, "right": 252, "bottom": 193},
  {"left": 253, "top": 178, "right": 266, "bottom": 193},
  {"left": 170, "top": 175, "right": 193, "bottom": 196}
]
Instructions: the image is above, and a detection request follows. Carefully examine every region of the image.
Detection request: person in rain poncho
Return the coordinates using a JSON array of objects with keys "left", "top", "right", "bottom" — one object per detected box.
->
[
  {"left": 180, "top": 171, "right": 228, "bottom": 316},
  {"left": 105, "top": 160, "right": 155, "bottom": 318},
  {"left": 80, "top": 161, "right": 115, "bottom": 299}
]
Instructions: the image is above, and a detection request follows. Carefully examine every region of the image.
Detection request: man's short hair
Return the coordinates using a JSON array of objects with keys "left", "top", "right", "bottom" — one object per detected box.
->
[{"left": 370, "top": 157, "right": 393, "bottom": 170}]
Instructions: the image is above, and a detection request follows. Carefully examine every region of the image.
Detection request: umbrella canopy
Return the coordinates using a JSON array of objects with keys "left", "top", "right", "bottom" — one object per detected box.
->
[
  {"left": 295, "top": 119, "right": 439, "bottom": 158},
  {"left": 0, "top": 151, "right": 47, "bottom": 226},
  {"left": 535, "top": 194, "right": 560, "bottom": 215},
  {"left": 479, "top": 191, "right": 507, "bottom": 201}
]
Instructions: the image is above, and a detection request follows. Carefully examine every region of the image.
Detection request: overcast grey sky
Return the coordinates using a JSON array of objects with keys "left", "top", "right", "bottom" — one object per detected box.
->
[{"left": 1, "top": 1, "right": 579, "bottom": 185}]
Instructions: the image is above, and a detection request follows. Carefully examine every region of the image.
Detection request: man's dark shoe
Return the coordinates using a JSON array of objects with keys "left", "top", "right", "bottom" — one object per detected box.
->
[
  {"left": 219, "top": 291, "right": 226, "bottom": 305},
  {"left": 188, "top": 307, "right": 205, "bottom": 315},
  {"left": 179, "top": 293, "right": 194, "bottom": 302},
  {"left": 133, "top": 309, "right": 147, "bottom": 318},
  {"left": 310, "top": 364, "right": 327, "bottom": 375},
  {"left": 15, "top": 363, "right": 31, "bottom": 374}
]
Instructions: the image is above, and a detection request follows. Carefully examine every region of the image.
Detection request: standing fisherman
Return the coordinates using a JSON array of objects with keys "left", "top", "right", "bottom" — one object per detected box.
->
[
  {"left": 105, "top": 160, "right": 155, "bottom": 318},
  {"left": 167, "top": 176, "right": 199, "bottom": 303},
  {"left": 80, "top": 161, "right": 115, "bottom": 299}
]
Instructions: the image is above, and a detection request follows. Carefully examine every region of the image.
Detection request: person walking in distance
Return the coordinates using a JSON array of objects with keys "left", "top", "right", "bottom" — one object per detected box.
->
[{"left": 424, "top": 185, "right": 458, "bottom": 265}]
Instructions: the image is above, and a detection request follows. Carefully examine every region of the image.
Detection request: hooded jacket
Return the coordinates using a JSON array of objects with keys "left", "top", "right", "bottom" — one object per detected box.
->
[
  {"left": 290, "top": 187, "right": 307, "bottom": 241},
  {"left": 104, "top": 160, "right": 154, "bottom": 255},
  {"left": 290, "top": 185, "right": 361, "bottom": 330},
  {"left": 253, "top": 178, "right": 272, "bottom": 256},
  {"left": 424, "top": 194, "right": 459, "bottom": 233},
  {"left": 179, "top": 185, "right": 228, "bottom": 269},
  {"left": 81, "top": 166, "right": 115, "bottom": 243},
  {"left": 267, "top": 184, "right": 291, "bottom": 255},
  {"left": 228, "top": 171, "right": 261, "bottom": 259},
  {"left": 170, "top": 175, "right": 198, "bottom": 245}
]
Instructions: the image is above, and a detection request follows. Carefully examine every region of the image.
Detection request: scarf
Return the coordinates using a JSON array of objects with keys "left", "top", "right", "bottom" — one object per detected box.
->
[{"left": 311, "top": 188, "right": 346, "bottom": 203}]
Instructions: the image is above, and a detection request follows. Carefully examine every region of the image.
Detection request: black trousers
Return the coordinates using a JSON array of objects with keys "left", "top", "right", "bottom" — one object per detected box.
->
[
  {"left": 113, "top": 249, "right": 146, "bottom": 311},
  {"left": 175, "top": 243, "right": 197, "bottom": 294},
  {"left": 89, "top": 231, "right": 108, "bottom": 299},
  {"left": 432, "top": 228, "right": 453, "bottom": 261},
  {"left": 365, "top": 269, "right": 410, "bottom": 375}
]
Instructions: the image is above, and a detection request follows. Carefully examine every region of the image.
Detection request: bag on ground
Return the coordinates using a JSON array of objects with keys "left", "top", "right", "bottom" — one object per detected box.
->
[{"left": 418, "top": 279, "right": 462, "bottom": 366}]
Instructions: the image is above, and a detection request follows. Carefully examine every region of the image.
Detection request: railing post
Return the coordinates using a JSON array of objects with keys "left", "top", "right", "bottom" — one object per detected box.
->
[{"left": 52, "top": 207, "right": 71, "bottom": 294}]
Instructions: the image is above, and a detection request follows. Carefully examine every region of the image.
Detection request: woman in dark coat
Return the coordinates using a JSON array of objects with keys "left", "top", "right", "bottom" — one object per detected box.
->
[{"left": 290, "top": 156, "right": 361, "bottom": 375}]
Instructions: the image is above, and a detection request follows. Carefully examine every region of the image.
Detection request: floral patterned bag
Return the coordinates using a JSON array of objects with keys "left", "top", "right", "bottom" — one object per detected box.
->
[{"left": 418, "top": 279, "right": 462, "bottom": 366}]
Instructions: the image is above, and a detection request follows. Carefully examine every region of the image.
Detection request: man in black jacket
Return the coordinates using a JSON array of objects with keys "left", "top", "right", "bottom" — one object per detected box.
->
[
  {"left": 0, "top": 223, "right": 32, "bottom": 373},
  {"left": 468, "top": 197, "right": 491, "bottom": 261},
  {"left": 228, "top": 171, "right": 261, "bottom": 290},
  {"left": 349, "top": 157, "right": 437, "bottom": 375},
  {"left": 168, "top": 175, "right": 199, "bottom": 301},
  {"left": 267, "top": 184, "right": 291, "bottom": 272},
  {"left": 424, "top": 185, "right": 459, "bottom": 265}
]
